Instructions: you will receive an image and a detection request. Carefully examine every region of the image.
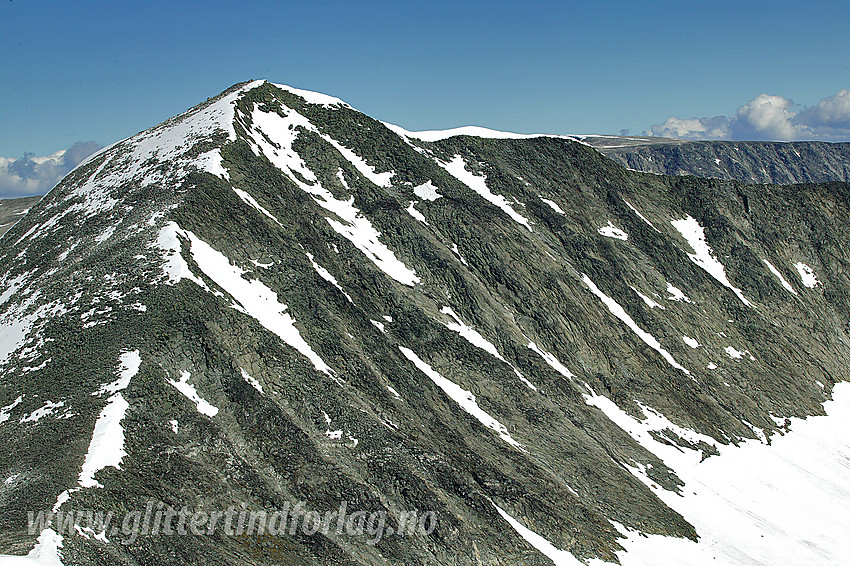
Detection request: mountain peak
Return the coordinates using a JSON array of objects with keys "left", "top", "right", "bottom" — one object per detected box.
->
[{"left": 2, "top": 81, "right": 850, "bottom": 565}]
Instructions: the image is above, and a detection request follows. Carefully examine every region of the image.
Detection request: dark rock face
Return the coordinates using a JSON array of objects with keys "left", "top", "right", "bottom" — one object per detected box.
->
[
  {"left": 588, "top": 136, "right": 850, "bottom": 185},
  {"left": 1, "top": 82, "right": 850, "bottom": 565}
]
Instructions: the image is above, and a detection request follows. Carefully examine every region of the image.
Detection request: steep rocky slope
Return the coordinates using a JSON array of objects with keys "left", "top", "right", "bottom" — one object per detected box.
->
[
  {"left": 587, "top": 135, "right": 850, "bottom": 184},
  {"left": 1, "top": 81, "right": 850, "bottom": 565}
]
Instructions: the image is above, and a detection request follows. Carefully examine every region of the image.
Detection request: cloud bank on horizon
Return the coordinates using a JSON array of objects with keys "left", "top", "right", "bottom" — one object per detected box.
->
[
  {"left": 650, "top": 89, "right": 850, "bottom": 142},
  {"left": 0, "top": 141, "right": 102, "bottom": 199}
]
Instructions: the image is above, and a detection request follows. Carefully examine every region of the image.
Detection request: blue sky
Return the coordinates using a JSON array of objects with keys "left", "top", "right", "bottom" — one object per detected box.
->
[{"left": 1, "top": 1, "right": 849, "bottom": 169}]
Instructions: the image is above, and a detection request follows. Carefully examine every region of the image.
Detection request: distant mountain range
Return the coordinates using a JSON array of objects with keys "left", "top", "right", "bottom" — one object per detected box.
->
[
  {"left": 2, "top": 81, "right": 850, "bottom": 565},
  {"left": 0, "top": 196, "right": 41, "bottom": 237},
  {"left": 583, "top": 135, "right": 850, "bottom": 185}
]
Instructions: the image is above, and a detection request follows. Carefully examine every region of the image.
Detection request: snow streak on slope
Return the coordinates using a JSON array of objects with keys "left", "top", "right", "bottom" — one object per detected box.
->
[
  {"left": 762, "top": 260, "right": 798, "bottom": 296},
  {"left": 440, "top": 306, "right": 536, "bottom": 390},
  {"left": 540, "top": 197, "right": 565, "bottom": 214},
  {"left": 398, "top": 346, "right": 524, "bottom": 450},
  {"left": 153, "top": 221, "right": 335, "bottom": 377},
  {"left": 527, "top": 342, "right": 574, "bottom": 379},
  {"left": 306, "top": 252, "right": 353, "bottom": 303},
  {"left": 671, "top": 216, "right": 753, "bottom": 307},
  {"left": 232, "top": 188, "right": 284, "bottom": 227},
  {"left": 493, "top": 504, "right": 585, "bottom": 566},
  {"left": 597, "top": 383, "right": 850, "bottom": 566},
  {"left": 439, "top": 156, "right": 532, "bottom": 231},
  {"left": 320, "top": 136, "right": 395, "bottom": 188},
  {"left": 181, "top": 228, "right": 335, "bottom": 376},
  {"left": 78, "top": 351, "right": 140, "bottom": 489},
  {"left": 582, "top": 275, "right": 691, "bottom": 376},
  {"left": 243, "top": 104, "right": 419, "bottom": 286},
  {"left": 168, "top": 371, "right": 218, "bottom": 417},
  {"left": 241, "top": 369, "right": 263, "bottom": 394},
  {"left": 153, "top": 223, "right": 211, "bottom": 290},
  {"left": 405, "top": 202, "right": 428, "bottom": 224},
  {"left": 622, "top": 198, "right": 660, "bottom": 233},
  {"left": 630, "top": 286, "right": 665, "bottom": 310}
]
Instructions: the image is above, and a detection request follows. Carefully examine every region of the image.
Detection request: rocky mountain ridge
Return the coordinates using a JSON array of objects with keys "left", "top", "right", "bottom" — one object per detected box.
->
[
  {"left": 1, "top": 80, "right": 850, "bottom": 565},
  {"left": 585, "top": 135, "right": 850, "bottom": 185}
]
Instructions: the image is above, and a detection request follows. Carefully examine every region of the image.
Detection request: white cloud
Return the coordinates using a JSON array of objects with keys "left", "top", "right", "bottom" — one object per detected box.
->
[
  {"left": 650, "top": 116, "right": 730, "bottom": 140},
  {"left": 649, "top": 89, "right": 850, "bottom": 141},
  {"left": 731, "top": 94, "right": 798, "bottom": 141},
  {"left": 0, "top": 141, "right": 101, "bottom": 199},
  {"left": 795, "top": 89, "right": 850, "bottom": 139}
]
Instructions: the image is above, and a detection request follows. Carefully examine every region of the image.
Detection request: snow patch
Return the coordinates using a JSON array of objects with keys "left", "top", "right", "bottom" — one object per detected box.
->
[
  {"left": 0, "top": 396, "right": 23, "bottom": 425},
  {"left": 19, "top": 401, "right": 65, "bottom": 424},
  {"left": 306, "top": 252, "right": 353, "bottom": 303},
  {"left": 241, "top": 369, "right": 263, "bottom": 394},
  {"left": 540, "top": 198, "right": 565, "bottom": 214},
  {"left": 598, "top": 221, "right": 628, "bottom": 240},
  {"left": 724, "top": 346, "right": 746, "bottom": 360},
  {"left": 609, "top": 382, "right": 850, "bottom": 566},
  {"left": 439, "top": 156, "right": 532, "bottom": 231},
  {"left": 77, "top": 352, "right": 140, "bottom": 488},
  {"left": 666, "top": 283, "right": 691, "bottom": 303},
  {"left": 413, "top": 181, "right": 441, "bottom": 201},
  {"left": 168, "top": 371, "right": 219, "bottom": 417},
  {"left": 383, "top": 123, "right": 567, "bottom": 142},
  {"left": 0, "top": 528, "right": 64, "bottom": 565},
  {"left": 763, "top": 259, "right": 798, "bottom": 296},
  {"left": 271, "top": 82, "right": 352, "bottom": 109},
  {"left": 794, "top": 262, "right": 820, "bottom": 288},
  {"left": 671, "top": 216, "right": 753, "bottom": 307}
]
